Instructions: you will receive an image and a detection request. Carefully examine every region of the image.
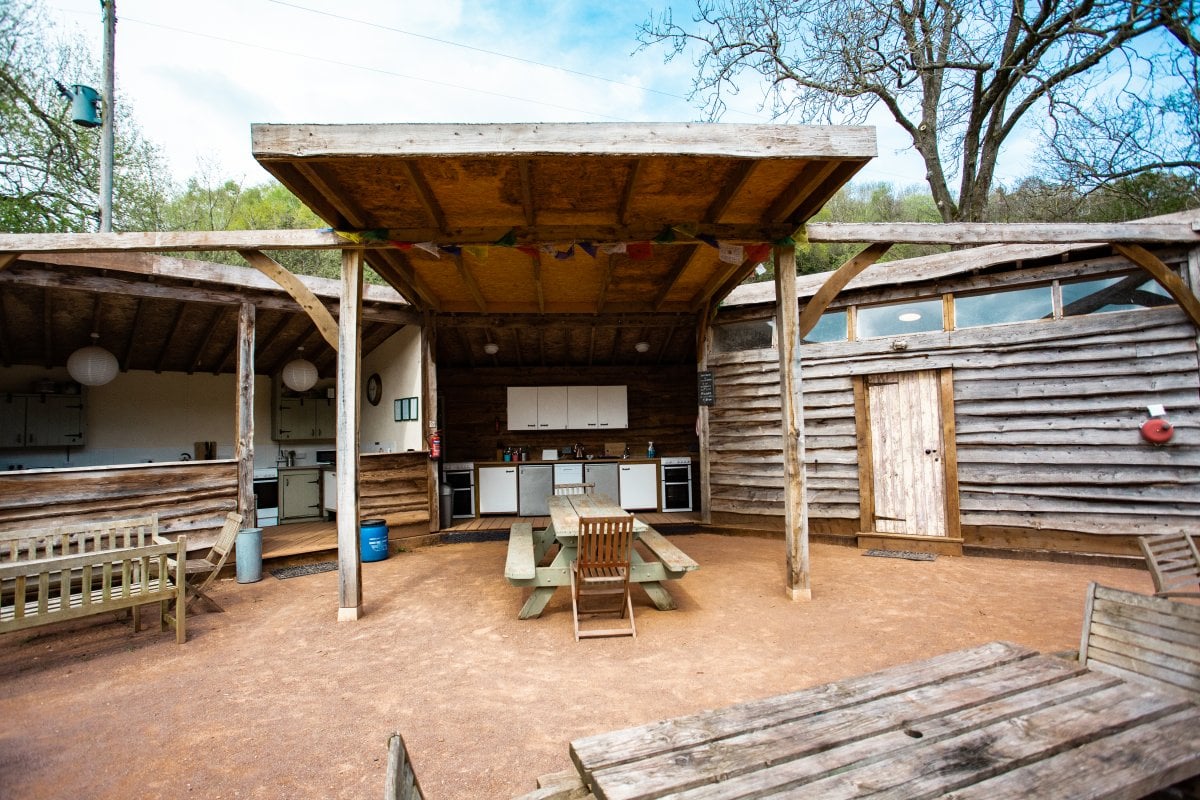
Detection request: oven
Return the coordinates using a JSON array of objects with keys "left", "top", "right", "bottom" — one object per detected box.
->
[
  {"left": 442, "top": 462, "right": 475, "bottom": 519},
  {"left": 252, "top": 468, "right": 279, "bottom": 527},
  {"left": 660, "top": 457, "right": 693, "bottom": 512}
]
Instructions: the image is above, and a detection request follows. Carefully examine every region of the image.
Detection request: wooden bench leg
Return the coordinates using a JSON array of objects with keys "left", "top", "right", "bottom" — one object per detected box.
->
[
  {"left": 638, "top": 581, "right": 676, "bottom": 611},
  {"left": 518, "top": 587, "right": 557, "bottom": 619}
]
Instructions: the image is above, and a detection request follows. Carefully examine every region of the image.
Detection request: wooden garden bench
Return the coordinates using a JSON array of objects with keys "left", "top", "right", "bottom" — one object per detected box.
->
[
  {"left": 0, "top": 514, "right": 159, "bottom": 563},
  {"left": 0, "top": 537, "right": 187, "bottom": 644},
  {"left": 504, "top": 522, "right": 536, "bottom": 582}
]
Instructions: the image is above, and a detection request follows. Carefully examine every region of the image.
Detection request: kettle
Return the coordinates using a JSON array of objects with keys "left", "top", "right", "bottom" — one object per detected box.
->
[{"left": 573, "top": 443, "right": 586, "bottom": 459}]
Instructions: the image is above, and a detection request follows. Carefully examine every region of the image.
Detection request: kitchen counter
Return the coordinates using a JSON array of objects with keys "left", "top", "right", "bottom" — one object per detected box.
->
[{"left": 473, "top": 457, "right": 664, "bottom": 467}]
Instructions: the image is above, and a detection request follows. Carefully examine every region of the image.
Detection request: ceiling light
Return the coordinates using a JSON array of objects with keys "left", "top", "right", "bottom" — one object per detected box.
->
[
  {"left": 282, "top": 348, "right": 318, "bottom": 392},
  {"left": 66, "top": 332, "right": 118, "bottom": 386},
  {"left": 898, "top": 312, "right": 922, "bottom": 322},
  {"left": 635, "top": 341, "right": 651, "bottom": 353},
  {"left": 483, "top": 342, "right": 499, "bottom": 355}
]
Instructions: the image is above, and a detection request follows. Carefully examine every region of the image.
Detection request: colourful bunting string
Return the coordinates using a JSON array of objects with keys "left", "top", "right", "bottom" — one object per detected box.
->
[
  {"left": 653, "top": 227, "right": 676, "bottom": 244},
  {"left": 464, "top": 245, "right": 489, "bottom": 260},
  {"left": 627, "top": 242, "right": 653, "bottom": 260},
  {"left": 578, "top": 241, "right": 598, "bottom": 258},
  {"left": 718, "top": 243, "right": 744, "bottom": 265},
  {"left": 745, "top": 244, "right": 772, "bottom": 262},
  {"left": 553, "top": 245, "right": 576, "bottom": 260},
  {"left": 494, "top": 229, "right": 517, "bottom": 247}
]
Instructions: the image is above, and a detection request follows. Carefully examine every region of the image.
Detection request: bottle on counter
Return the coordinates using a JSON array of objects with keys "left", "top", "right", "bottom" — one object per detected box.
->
[
  {"left": 647, "top": 441, "right": 656, "bottom": 458},
  {"left": 503, "top": 448, "right": 512, "bottom": 462},
  {"left": 622, "top": 445, "right": 630, "bottom": 459}
]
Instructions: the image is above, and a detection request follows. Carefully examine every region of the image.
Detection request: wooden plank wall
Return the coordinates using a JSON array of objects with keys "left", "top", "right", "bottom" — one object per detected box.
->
[
  {"left": 359, "top": 452, "right": 430, "bottom": 525},
  {"left": 708, "top": 305, "right": 1200, "bottom": 551},
  {"left": 438, "top": 365, "right": 699, "bottom": 463},
  {"left": 0, "top": 461, "right": 238, "bottom": 550}
]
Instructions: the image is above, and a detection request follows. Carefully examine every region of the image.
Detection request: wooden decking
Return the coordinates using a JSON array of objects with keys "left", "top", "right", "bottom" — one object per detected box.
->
[{"left": 261, "top": 511, "right": 702, "bottom": 561}]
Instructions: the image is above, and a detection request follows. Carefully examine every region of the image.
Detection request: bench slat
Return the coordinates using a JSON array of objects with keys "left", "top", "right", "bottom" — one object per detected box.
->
[
  {"left": 637, "top": 528, "right": 698, "bottom": 573},
  {"left": 505, "top": 523, "right": 536, "bottom": 581}
]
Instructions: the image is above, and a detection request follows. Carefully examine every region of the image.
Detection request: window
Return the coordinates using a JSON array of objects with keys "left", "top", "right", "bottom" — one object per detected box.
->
[
  {"left": 713, "top": 319, "right": 775, "bottom": 353},
  {"left": 394, "top": 397, "right": 419, "bottom": 422},
  {"left": 1062, "top": 272, "right": 1174, "bottom": 316},
  {"left": 803, "top": 309, "right": 848, "bottom": 343},
  {"left": 955, "top": 285, "right": 1053, "bottom": 328},
  {"left": 857, "top": 298, "right": 943, "bottom": 339}
]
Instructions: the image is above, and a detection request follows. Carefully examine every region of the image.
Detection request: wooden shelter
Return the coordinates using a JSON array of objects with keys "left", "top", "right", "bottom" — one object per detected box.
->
[{"left": 3, "top": 123, "right": 1200, "bottom": 620}]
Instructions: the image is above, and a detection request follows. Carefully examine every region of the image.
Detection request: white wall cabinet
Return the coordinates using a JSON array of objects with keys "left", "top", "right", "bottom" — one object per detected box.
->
[
  {"left": 0, "top": 394, "right": 85, "bottom": 448},
  {"left": 516, "top": 385, "right": 627, "bottom": 431}
]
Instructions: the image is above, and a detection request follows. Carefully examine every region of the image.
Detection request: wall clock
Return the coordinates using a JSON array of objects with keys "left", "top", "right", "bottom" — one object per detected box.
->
[{"left": 366, "top": 373, "right": 382, "bottom": 406}]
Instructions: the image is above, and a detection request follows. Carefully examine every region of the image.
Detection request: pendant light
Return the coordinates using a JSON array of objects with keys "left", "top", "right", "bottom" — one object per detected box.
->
[
  {"left": 67, "top": 332, "right": 119, "bottom": 386},
  {"left": 282, "top": 347, "right": 318, "bottom": 392}
]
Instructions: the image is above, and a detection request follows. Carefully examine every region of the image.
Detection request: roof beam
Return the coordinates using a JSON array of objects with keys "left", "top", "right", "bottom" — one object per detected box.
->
[
  {"left": 2, "top": 221, "right": 1197, "bottom": 255},
  {"left": 189, "top": 305, "right": 228, "bottom": 374},
  {"left": 41, "top": 290, "right": 53, "bottom": 369},
  {"left": 154, "top": 301, "right": 187, "bottom": 373},
  {"left": 0, "top": 289, "right": 12, "bottom": 366},
  {"left": 519, "top": 159, "right": 536, "bottom": 226},
  {"left": 239, "top": 249, "right": 340, "bottom": 350},
  {"left": 1113, "top": 243, "right": 1200, "bottom": 328},
  {"left": 294, "top": 162, "right": 363, "bottom": 229},
  {"left": 400, "top": 159, "right": 448, "bottom": 233},
  {"left": 0, "top": 253, "right": 16, "bottom": 271},
  {"left": 529, "top": 251, "right": 544, "bottom": 313},
  {"left": 767, "top": 160, "right": 841, "bottom": 223},
  {"left": 368, "top": 250, "right": 439, "bottom": 311},
  {"left": 617, "top": 159, "right": 642, "bottom": 226},
  {"left": 453, "top": 252, "right": 488, "bottom": 312},
  {"left": 705, "top": 160, "right": 757, "bottom": 221},
  {"left": 121, "top": 298, "right": 144, "bottom": 371},
  {"left": 653, "top": 244, "right": 702, "bottom": 310},
  {"left": 796, "top": 243, "right": 893, "bottom": 338}
]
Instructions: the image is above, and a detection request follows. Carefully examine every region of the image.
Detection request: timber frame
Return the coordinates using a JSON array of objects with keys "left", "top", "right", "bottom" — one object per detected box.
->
[{"left": 2, "top": 124, "right": 1199, "bottom": 619}]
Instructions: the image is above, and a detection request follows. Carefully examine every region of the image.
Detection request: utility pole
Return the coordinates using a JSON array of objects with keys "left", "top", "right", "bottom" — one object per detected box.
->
[{"left": 99, "top": 0, "right": 116, "bottom": 232}]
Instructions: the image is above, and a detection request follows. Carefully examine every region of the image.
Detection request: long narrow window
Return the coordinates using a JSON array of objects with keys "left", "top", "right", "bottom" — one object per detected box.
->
[
  {"left": 955, "top": 285, "right": 1054, "bottom": 328},
  {"left": 857, "top": 298, "right": 943, "bottom": 338},
  {"left": 803, "top": 309, "right": 848, "bottom": 343},
  {"left": 1062, "top": 272, "right": 1174, "bottom": 316}
]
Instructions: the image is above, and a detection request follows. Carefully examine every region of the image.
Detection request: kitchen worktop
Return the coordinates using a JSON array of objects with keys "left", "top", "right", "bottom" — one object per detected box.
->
[{"left": 473, "top": 457, "right": 664, "bottom": 467}]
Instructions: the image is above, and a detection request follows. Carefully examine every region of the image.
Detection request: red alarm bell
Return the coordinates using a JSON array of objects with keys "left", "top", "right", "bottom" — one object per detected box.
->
[{"left": 1140, "top": 418, "right": 1174, "bottom": 445}]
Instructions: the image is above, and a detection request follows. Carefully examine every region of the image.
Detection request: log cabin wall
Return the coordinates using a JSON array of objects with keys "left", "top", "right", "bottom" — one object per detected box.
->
[
  {"left": 437, "top": 365, "right": 700, "bottom": 463},
  {"left": 709, "top": 250, "right": 1200, "bottom": 557},
  {"left": 359, "top": 452, "right": 430, "bottom": 526},
  {"left": 0, "top": 461, "right": 238, "bottom": 551}
]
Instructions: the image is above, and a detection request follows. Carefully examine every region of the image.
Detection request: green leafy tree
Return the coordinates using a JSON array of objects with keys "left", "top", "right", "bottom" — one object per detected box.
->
[
  {"left": 641, "top": 0, "right": 1199, "bottom": 223},
  {"left": 0, "top": 0, "right": 169, "bottom": 232}
]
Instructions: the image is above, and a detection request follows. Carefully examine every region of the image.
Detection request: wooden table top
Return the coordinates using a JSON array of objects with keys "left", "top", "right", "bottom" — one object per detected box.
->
[
  {"left": 547, "top": 493, "right": 648, "bottom": 539},
  {"left": 570, "top": 640, "right": 1200, "bottom": 799}
]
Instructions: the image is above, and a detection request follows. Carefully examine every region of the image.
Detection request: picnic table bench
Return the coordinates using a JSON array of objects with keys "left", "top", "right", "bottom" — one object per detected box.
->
[
  {"left": 562, "top": 583, "right": 1200, "bottom": 799},
  {"left": 0, "top": 537, "right": 187, "bottom": 644},
  {"left": 504, "top": 494, "right": 698, "bottom": 620}
]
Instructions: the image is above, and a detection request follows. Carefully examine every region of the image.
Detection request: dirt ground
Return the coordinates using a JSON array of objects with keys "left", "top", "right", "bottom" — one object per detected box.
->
[{"left": 0, "top": 534, "right": 1155, "bottom": 799}]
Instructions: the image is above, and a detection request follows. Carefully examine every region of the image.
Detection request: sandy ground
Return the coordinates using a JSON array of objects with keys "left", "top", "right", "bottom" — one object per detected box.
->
[{"left": 0, "top": 534, "right": 1154, "bottom": 799}]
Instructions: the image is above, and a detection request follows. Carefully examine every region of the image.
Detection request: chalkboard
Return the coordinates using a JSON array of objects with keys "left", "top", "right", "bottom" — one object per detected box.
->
[{"left": 697, "top": 371, "right": 715, "bottom": 406}]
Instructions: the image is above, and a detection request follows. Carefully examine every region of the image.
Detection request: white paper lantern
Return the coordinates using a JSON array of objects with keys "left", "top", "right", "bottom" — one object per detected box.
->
[
  {"left": 67, "top": 334, "right": 119, "bottom": 386},
  {"left": 282, "top": 357, "right": 318, "bottom": 392}
]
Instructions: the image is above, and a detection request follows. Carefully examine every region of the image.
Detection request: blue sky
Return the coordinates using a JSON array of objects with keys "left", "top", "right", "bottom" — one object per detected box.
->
[{"left": 45, "top": 0, "right": 933, "bottom": 187}]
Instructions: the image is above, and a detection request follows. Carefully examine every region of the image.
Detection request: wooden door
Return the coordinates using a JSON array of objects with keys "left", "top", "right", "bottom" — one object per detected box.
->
[{"left": 864, "top": 370, "right": 949, "bottom": 537}]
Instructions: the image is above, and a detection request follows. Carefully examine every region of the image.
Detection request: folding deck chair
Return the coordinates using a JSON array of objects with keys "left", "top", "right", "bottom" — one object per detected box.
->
[
  {"left": 159, "top": 511, "right": 243, "bottom": 612},
  {"left": 570, "top": 513, "right": 636, "bottom": 640},
  {"left": 1138, "top": 533, "right": 1200, "bottom": 599}
]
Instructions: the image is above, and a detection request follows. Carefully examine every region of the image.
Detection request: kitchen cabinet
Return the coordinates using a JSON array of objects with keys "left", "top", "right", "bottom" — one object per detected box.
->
[
  {"left": 279, "top": 468, "right": 322, "bottom": 521},
  {"left": 477, "top": 465, "right": 518, "bottom": 514},
  {"left": 276, "top": 395, "right": 336, "bottom": 441},
  {"left": 618, "top": 462, "right": 659, "bottom": 511},
  {"left": 585, "top": 462, "right": 619, "bottom": 500},
  {"left": 507, "top": 386, "right": 568, "bottom": 431},
  {"left": 513, "top": 385, "right": 626, "bottom": 431},
  {"left": 0, "top": 394, "right": 85, "bottom": 448}
]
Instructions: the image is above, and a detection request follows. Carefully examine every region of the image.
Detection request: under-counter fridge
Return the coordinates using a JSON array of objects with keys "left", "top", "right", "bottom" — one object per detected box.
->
[
  {"left": 518, "top": 464, "right": 553, "bottom": 516},
  {"left": 584, "top": 462, "right": 619, "bottom": 501}
]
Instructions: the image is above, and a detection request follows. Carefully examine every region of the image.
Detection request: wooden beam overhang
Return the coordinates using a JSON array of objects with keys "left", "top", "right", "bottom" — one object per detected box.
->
[
  {"left": 529, "top": 251, "right": 545, "bottom": 313},
  {"left": 0, "top": 253, "right": 16, "bottom": 271},
  {"left": 1113, "top": 243, "right": 1200, "bottom": 329},
  {"left": 518, "top": 159, "right": 536, "bottom": 226},
  {"left": 453, "top": 252, "right": 488, "bottom": 312},
  {"left": 796, "top": 242, "right": 894, "bottom": 338},
  {"left": 293, "top": 162, "right": 355, "bottom": 228},
  {"left": 653, "top": 244, "right": 701, "bottom": 311},
  {"left": 617, "top": 159, "right": 642, "bottom": 225},
  {"left": 154, "top": 301, "right": 187, "bottom": 373},
  {"left": 121, "top": 297, "right": 144, "bottom": 371},
  {"left": 768, "top": 160, "right": 842, "bottom": 223},
  {"left": 369, "top": 250, "right": 438, "bottom": 311},
  {"left": 239, "top": 249, "right": 340, "bottom": 349},
  {"left": 400, "top": 159, "right": 448, "bottom": 234},
  {"left": 3, "top": 222, "right": 1198, "bottom": 256},
  {"left": 188, "top": 305, "right": 227, "bottom": 374}
]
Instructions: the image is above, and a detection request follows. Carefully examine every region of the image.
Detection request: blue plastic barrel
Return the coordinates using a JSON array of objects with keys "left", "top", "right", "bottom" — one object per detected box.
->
[
  {"left": 236, "top": 527, "right": 263, "bottom": 583},
  {"left": 360, "top": 519, "right": 389, "bottom": 562}
]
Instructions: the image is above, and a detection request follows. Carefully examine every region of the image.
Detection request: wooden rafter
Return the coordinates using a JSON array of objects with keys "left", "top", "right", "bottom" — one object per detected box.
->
[
  {"left": 293, "top": 162, "right": 359, "bottom": 228},
  {"left": 453, "top": 252, "right": 488, "bottom": 312},
  {"left": 239, "top": 249, "right": 340, "bottom": 350},
  {"left": 587, "top": 325, "right": 596, "bottom": 367},
  {"left": 41, "top": 290, "right": 53, "bottom": 369},
  {"left": 705, "top": 160, "right": 757, "bottom": 220},
  {"left": 121, "top": 298, "right": 143, "bottom": 371},
  {"left": 370, "top": 250, "right": 439, "bottom": 311},
  {"left": 529, "top": 251, "right": 544, "bottom": 313},
  {"left": 518, "top": 159, "right": 536, "bottom": 226},
  {"left": 454, "top": 326, "right": 476, "bottom": 368},
  {"left": 154, "top": 301, "right": 187, "bottom": 373},
  {"left": 796, "top": 242, "right": 894, "bottom": 338},
  {"left": 189, "top": 306, "right": 228, "bottom": 374},
  {"left": 596, "top": 253, "right": 616, "bottom": 314},
  {"left": 0, "top": 253, "right": 16, "bottom": 271},
  {"left": 400, "top": 159, "right": 448, "bottom": 232},
  {"left": 1113, "top": 243, "right": 1200, "bottom": 329},
  {"left": 653, "top": 244, "right": 702, "bottom": 310},
  {"left": 510, "top": 327, "right": 523, "bottom": 368},
  {"left": 789, "top": 161, "right": 869, "bottom": 222},
  {"left": 767, "top": 160, "right": 841, "bottom": 223},
  {"left": 246, "top": 314, "right": 294, "bottom": 375},
  {"left": 692, "top": 255, "right": 755, "bottom": 311},
  {"left": 617, "top": 159, "right": 642, "bottom": 226},
  {"left": 266, "top": 327, "right": 321, "bottom": 376},
  {"left": 0, "top": 289, "right": 12, "bottom": 366},
  {"left": 656, "top": 325, "right": 677, "bottom": 365}
]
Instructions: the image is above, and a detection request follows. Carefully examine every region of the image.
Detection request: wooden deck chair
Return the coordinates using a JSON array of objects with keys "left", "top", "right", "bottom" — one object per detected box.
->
[
  {"left": 159, "top": 511, "right": 243, "bottom": 613},
  {"left": 571, "top": 513, "right": 636, "bottom": 640},
  {"left": 554, "top": 482, "right": 595, "bottom": 496},
  {"left": 384, "top": 732, "right": 424, "bottom": 800},
  {"left": 1138, "top": 533, "right": 1200, "bottom": 598}
]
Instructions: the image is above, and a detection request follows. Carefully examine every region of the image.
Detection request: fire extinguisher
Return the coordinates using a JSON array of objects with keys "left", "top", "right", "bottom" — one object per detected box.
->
[{"left": 427, "top": 430, "right": 442, "bottom": 460}]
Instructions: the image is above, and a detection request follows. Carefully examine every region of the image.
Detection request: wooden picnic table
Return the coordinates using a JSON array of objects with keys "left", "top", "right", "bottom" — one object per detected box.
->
[
  {"left": 504, "top": 493, "right": 698, "bottom": 620},
  {"left": 569, "top": 640, "right": 1200, "bottom": 799}
]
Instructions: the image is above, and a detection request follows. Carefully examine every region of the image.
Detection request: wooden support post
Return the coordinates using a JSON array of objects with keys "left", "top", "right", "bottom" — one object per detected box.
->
[
  {"left": 235, "top": 302, "right": 255, "bottom": 524},
  {"left": 775, "top": 244, "right": 811, "bottom": 601},
  {"left": 696, "top": 311, "right": 713, "bottom": 526},
  {"left": 423, "top": 313, "right": 440, "bottom": 532},
  {"left": 337, "top": 249, "right": 364, "bottom": 621}
]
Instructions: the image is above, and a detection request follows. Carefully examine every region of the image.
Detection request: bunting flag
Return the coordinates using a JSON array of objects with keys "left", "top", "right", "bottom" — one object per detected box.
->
[
  {"left": 718, "top": 243, "right": 744, "bottom": 264},
  {"left": 745, "top": 243, "right": 772, "bottom": 263},
  {"left": 653, "top": 227, "right": 676, "bottom": 244},
  {"left": 388, "top": 240, "right": 413, "bottom": 251},
  {"left": 578, "top": 241, "right": 598, "bottom": 258},
  {"left": 493, "top": 229, "right": 517, "bottom": 247},
  {"left": 553, "top": 245, "right": 576, "bottom": 260},
  {"left": 413, "top": 242, "right": 440, "bottom": 258},
  {"left": 441, "top": 244, "right": 462, "bottom": 257},
  {"left": 464, "top": 245, "right": 489, "bottom": 260},
  {"left": 626, "top": 242, "right": 654, "bottom": 260},
  {"left": 696, "top": 233, "right": 720, "bottom": 249},
  {"left": 516, "top": 245, "right": 540, "bottom": 259},
  {"left": 599, "top": 242, "right": 627, "bottom": 255}
]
